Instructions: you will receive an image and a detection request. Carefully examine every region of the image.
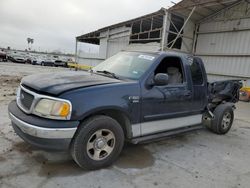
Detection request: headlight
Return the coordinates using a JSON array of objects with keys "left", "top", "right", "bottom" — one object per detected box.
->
[{"left": 34, "top": 99, "right": 71, "bottom": 120}]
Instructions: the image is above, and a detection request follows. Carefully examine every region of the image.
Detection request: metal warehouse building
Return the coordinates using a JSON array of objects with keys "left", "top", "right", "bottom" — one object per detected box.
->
[{"left": 76, "top": 0, "right": 250, "bottom": 85}]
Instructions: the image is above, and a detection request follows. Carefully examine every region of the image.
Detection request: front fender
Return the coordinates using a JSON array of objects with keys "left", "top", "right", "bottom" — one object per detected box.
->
[
  {"left": 59, "top": 82, "right": 141, "bottom": 124},
  {"left": 77, "top": 106, "right": 132, "bottom": 122}
]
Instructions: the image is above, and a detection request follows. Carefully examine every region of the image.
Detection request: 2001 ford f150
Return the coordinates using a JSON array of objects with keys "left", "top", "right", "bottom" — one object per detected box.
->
[{"left": 8, "top": 51, "right": 242, "bottom": 170}]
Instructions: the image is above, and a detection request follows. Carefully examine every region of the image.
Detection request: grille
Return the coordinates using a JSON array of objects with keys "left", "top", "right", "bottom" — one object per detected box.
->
[{"left": 20, "top": 89, "right": 34, "bottom": 110}]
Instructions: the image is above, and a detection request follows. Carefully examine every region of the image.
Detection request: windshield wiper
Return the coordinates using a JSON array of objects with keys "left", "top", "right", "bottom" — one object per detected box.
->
[{"left": 96, "top": 70, "right": 119, "bottom": 79}]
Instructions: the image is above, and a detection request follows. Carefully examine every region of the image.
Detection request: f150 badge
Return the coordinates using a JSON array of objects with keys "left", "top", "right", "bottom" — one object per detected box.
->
[{"left": 129, "top": 96, "right": 140, "bottom": 103}]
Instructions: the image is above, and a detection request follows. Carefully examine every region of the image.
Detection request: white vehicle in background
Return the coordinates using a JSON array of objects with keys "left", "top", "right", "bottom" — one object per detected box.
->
[
  {"left": 26, "top": 53, "right": 39, "bottom": 64},
  {"left": 32, "top": 57, "right": 44, "bottom": 65},
  {"left": 7, "top": 51, "right": 29, "bottom": 64},
  {"left": 31, "top": 57, "right": 39, "bottom": 65},
  {"left": 36, "top": 58, "right": 43, "bottom": 65},
  {"left": 8, "top": 54, "right": 27, "bottom": 64},
  {"left": 31, "top": 54, "right": 48, "bottom": 66}
]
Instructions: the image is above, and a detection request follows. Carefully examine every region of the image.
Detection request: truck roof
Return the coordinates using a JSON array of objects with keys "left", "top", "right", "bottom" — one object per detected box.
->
[{"left": 125, "top": 50, "right": 192, "bottom": 59}]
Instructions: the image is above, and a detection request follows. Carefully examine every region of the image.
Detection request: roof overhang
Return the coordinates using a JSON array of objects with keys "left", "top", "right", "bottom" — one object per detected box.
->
[
  {"left": 169, "top": 0, "right": 242, "bottom": 23},
  {"left": 77, "top": 31, "right": 100, "bottom": 45},
  {"left": 76, "top": 0, "right": 245, "bottom": 45},
  {"left": 76, "top": 8, "right": 167, "bottom": 44}
]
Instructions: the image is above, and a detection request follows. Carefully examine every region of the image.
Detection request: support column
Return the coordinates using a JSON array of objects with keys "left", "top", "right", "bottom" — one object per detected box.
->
[
  {"left": 105, "top": 29, "right": 110, "bottom": 58},
  {"left": 75, "top": 38, "right": 78, "bottom": 63},
  {"left": 161, "top": 10, "right": 169, "bottom": 51},
  {"left": 192, "top": 24, "right": 199, "bottom": 55}
]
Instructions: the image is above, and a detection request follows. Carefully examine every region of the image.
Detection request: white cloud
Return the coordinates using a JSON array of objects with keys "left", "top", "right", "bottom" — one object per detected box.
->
[{"left": 0, "top": 0, "right": 180, "bottom": 53}]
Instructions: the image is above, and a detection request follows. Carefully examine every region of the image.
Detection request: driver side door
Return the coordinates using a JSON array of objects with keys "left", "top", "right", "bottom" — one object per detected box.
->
[{"left": 140, "top": 56, "right": 195, "bottom": 136}]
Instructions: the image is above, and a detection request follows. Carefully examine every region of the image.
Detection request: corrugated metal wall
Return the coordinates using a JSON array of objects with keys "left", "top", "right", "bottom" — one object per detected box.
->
[
  {"left": 107, "top": 37, "right": 129, "bottom": 58},
  {"left": 106, "top": 27, "right": 131, "bottom": 58},
  {"left": 78, "top": 51, "right": 104, "bottom": 66},
  {"left": 195, "top": 1, "right": 250, "bottom": 82},
  {"left": 181, "top": 20, "right": 195, "bottom": 53},
  {"left": 77, "top": 27, "right": 130, "bottom": 66},
  {"left": 78, "top": 57, "right": 104, "bottom": 67}
]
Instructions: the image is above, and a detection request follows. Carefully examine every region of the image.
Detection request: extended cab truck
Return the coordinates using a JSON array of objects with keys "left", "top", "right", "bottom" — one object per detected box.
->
[{"left": 8, "top": 51, "right": 242, "bottom": 170}]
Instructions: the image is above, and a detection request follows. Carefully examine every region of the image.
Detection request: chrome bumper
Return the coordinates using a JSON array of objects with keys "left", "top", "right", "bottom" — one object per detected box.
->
[{"left": 9, "top": 112, "right": 77, "bottom": 139}]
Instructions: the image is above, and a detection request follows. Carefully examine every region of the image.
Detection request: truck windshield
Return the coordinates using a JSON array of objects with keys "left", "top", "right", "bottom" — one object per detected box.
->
[{"left": 92, "top": 52, "right": 158, "bottom": 80}]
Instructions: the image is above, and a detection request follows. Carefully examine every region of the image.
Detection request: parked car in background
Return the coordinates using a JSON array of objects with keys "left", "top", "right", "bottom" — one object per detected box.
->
[
  {"left": 54, "top": 60, "right": 67, "bottom": 67},
  {"left": 41, "top": 59, "right": 54, "bottom": 66},
  {"left": 8, "top": 54, "right": 26, "bottom": 63},
  {"left": 26, "top": 55, "right": 37, "bottom": 64},
  {"left": 29, "top": 57, "right": 38, "bottom": 65},
  {"left": 26, "top": 58, "right": 32, "bottom": 64},
  {"left": 31, "top": 57, "right": 44, "bottom": 65},
  {"left": 0, "top": 50, "right": 7, "bottom": 62},
  {"left": 37, "top": 59, "right": 44, "bottom": 65}
]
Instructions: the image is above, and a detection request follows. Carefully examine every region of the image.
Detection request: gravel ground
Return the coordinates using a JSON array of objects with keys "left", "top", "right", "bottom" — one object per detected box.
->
[{"left": 0, "top": 62, "right": 250, "bottom": 188}]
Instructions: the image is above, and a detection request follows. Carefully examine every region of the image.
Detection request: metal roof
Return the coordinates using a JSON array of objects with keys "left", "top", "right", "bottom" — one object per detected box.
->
[
  {"left": 76, "top": 8, "right": 167, "bottom": 44},
  {"left": 77, "top": 0, "right": 243, "bottom": 44},
  {"left": 169, "top": 0, "right": 242, "bottom": 23}
]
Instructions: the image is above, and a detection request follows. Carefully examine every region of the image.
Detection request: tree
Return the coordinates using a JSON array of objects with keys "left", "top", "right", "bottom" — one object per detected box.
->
[
  {"left": 27, "top": 38, "right": 30, "bottom": 48},
  {"left": 27, "top": 38, "right": 34, "bottom": 50}
]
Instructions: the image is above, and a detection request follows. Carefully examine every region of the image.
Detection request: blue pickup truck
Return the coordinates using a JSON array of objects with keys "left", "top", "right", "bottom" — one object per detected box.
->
[{"left": 8, "top": 51, "right": 241, "bottom": 170}]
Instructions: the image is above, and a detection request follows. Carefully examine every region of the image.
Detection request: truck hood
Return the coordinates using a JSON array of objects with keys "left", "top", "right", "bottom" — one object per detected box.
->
[{"left": 21, "top": 71, "right": 122, "bottom": 95}]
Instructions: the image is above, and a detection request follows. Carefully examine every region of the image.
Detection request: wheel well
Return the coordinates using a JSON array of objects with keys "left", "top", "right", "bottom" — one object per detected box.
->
[{"left": 82, "top": 110, "right": 132, "bottom": 139}]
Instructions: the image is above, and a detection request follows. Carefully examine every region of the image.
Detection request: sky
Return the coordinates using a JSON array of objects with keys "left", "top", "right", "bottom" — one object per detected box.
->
[{"left": 0, "top": 0, "right": 180, "bottom": 54}]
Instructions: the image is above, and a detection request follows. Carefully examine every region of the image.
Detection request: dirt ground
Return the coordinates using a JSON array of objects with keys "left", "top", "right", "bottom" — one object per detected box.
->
[{"left": 0, "top": 62, "right": 250, "bottom": 188}]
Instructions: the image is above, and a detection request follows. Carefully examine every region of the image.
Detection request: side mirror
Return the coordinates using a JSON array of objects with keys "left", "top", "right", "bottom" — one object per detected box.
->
[{"left": 154, "top": 73, "right": 169, "bottom": 86}]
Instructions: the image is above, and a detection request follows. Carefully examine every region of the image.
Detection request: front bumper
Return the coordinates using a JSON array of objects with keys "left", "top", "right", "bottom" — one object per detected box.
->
[{"left": 8, "top": 100, "right": 79, "bottom": 150}]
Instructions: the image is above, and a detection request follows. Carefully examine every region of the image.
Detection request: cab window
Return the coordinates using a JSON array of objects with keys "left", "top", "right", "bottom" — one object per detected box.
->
[{"left": 154, "top": 56, "right": 185, "bottom": 85}]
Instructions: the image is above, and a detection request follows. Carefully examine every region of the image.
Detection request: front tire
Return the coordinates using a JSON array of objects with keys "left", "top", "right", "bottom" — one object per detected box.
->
[
  {"left": 70, "top": 115, "right": 124, "bottom": 170},
  {"left": 209, "top": 104, "right": 234, "bottom": 134}
]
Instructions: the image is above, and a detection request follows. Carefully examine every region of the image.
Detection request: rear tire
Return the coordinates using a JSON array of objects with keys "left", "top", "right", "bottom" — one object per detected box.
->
[
  {"left": 70, "top": 115, "right": 124, "bottom": 170},
  {"left": 209, "top": 104, "right": 234, "bottom": 134}
]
